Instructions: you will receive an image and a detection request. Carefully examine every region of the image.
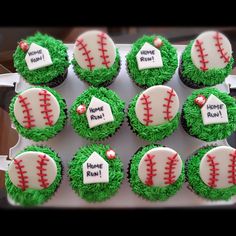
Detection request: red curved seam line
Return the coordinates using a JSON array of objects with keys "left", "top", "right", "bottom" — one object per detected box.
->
[
  {"left": 39, "top": 90, "right": 54, "bottom": 126},
  {"left": 18, "top": 95, "right": 35, "bottom": 129},
  {"left": 195, "top": 39, "right": 209, "bottom": 71},
  {"left": 97, "top": 32, "right": 110, "bottom": 68},
  {"left": 164, "top": 153, "right": 178, "bottom": 185},
  {"left": 213, "top": 32, "right": 230, "bottom": 63},
  {"left": 144, "top": 154, "right": 156, "bottom": 186},
  {"left": 207, "top": 155, "right": 219, "bottom": 188},
  {"left": 36, "top": 154, "right": 49, "bottom": 188},
  {"left": 76, "top": 38, "right": 95, "bottom": 71},
  {"left": 163, "top": 88, "right": 176, "bottom": 121},
  {"left": 14, "top": 159, "right": 28, "bottom": 190},
  {"left": 228, "top": 150, "right": 236, "bottom": 184},
  {"left": 141, "top": 94, "right": 153, "bottom": 126}
]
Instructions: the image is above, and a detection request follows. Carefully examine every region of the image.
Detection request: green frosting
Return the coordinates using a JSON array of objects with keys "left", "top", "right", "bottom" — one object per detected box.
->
[
  {"left": 70, "top": 87, "right": 125, "bottom": 141},
  {"left": 72, "top": 49, "right": 120, "bottom": 87},
  {"left": 13, "top": 32, "right": 70, "bottom": 84},
  {"left": 129, "top": 144, "right": 185, "bottom": 201},
  {"left": 187, "top": 146, "right": 236, "bottom": 201},
  {"left": 181, "top": 41, "right": 234, "bottom": 86},
  {"left": 68, "top": 144, "right": 124, "bottom": 202},
  {"left": 127, "top": 93, "right": 180, "bottom": 142},
  {"left": 126, "top": 35, "right": 178, "bottom": 87},
  {"left": 183, "top": 87, "right": 236, "bottom": 141},
  {"left": 5, "top": 146, "right": 62, "bottom": 206},
  {"left": 9, "top": 86, "right": 67, "bottom": 142}
]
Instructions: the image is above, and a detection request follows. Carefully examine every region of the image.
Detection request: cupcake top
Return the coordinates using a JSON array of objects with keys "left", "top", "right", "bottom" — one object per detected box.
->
[
  {"left": 5, "top": 145, "right": 62, "bottom": 206},
  {"left": 187, "top": 145, "right": 236, "bottom": 200},
  {"left": 9, "top": 86, "right": 67, "bottom": 142},
  {"left": 126, "top": 35, "right": 178, "bottom": 88},
  {"left": 13, "top": 32, "right": 69, "bottom": 85},
  {"left": 182, "top": 87, "right": 236, "bottom": 141},
  {"left": 70, "top": 87, "right": 125, "bottom": 141}
]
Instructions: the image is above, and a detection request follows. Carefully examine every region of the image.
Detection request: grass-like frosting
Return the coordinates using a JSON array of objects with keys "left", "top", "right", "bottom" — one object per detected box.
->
[
  {"left": 5, "top": 146, "right": 62, "bottom": 207},
  {"left": 181, "top": 41, "right": 234, "bottom": 86},
  {"left": 13, "top": 32, "right": 70, "bottom": 84},
  {"left": 127, "top": 93, "right": 180, "bottom": 142},
  {"left": 72, "top": 49, "right": 120, "bottom": 87},
  {"left": 68, "top": 144, "right": 124, "bottom": 202},
  {"left": 129, "top": 144, "right": 185, "bottom": 201},
  {"left": 182, "top": 87, "right": 236, "bottom": 141},
  {"left": 70, "top": 87, "right": 125, "bottom": 141},
  {"left": 9, "top": 86, "right": 67, "bottom": 142},
  {"left": 126, "top": 35, "right": 178, "bottom": 87},
  {"left": 186, "top": 146, "right": 236, "bottom": 200}
]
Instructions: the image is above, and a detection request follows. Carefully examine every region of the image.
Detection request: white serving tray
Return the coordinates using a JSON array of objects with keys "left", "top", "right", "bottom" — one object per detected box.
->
[{"left": 1, "top": 44, "right": 236, "bottom": 208}]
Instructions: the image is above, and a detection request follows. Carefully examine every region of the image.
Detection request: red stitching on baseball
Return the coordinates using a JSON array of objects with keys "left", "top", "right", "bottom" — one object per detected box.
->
[
  {"left": 36, "top": 154, "right": 50, "bottom": 188},
  {"left": 140, "top": 94, "right": 153, "bottom": 126},
  {"left": 195, "top": 39, "right": 209, "bottom": 71},
  {"left": 13, "top": 159, "right": 29, "bottom": 190},
  {"left": 39, "top": 90, "right": 54, "bottom": 126},
  {"left": 18, "top": 95, "right": 35, "bottom": 129},
  {"left": 213, "top": 32, "right": 230, "bottom": 63},
  {"left": 144, "top": 154, "right": 157, "bottom": 186},
  {"left": 76, "top": 38, "right": 95, "bottom": 71},
  {"left": 207, "top": 154, "right": 219, "bottom": 188},
  {"left": 163, "top": 88, "right": 175, "bottom": 121},
  {"left": 97, "top": 32, "right": 111, "bottom": 68},
  {"left": 164, "top": 153, "right": 178, "bottom": 185},
  {"left": 228, "top": 150, "right": 236, "bottom": 184}
]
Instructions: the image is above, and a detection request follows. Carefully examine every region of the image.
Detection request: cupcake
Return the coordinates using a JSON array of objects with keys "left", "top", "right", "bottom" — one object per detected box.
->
[
  {"left": 186, "top": 145, "right": 236, "bottom": 201},
  {"left": 13, "top": 32, "right": 69, "bottom": 87},
  {"left": 126, "top": 35, "right": 178, "bottom": 88},
  {"left": 5, "top": 145, "right": 62, "bottom": 206},
  {"left": 179, "top": 31, "right": 234, "bottom": 88},
  {"left": 9, "top": 86, "right": 67, "bottom": 142},
  {"left": 128, "top": 144, "right": 184, "bottom": 201},
  {"left": 72, "top": 30, "right": 120, "bottom": 87},
  {"left": 68, "top": 144, "right": 124, "bottom": 202},
  {"left": 181, "top": 87, "right": 236, "bottom": 141},
  {"left": 70, "top": 87, "right": 125, "bottom": 141},
  {"left": 127, "top": 85, "right": 180, "bottom": 142}
]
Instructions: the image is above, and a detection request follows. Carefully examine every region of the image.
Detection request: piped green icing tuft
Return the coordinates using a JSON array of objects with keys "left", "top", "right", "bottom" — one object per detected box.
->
[
  {"left": 187, "top": 146, "right": 236, "bottom": 200},
  {"left": 5, "top": 145, "right": 62, "bottom": 206},
  {"left": 70, "top": 87, "right": 125, "bottom": 141},
  {"left": 129, "top": 144, "right": 185, "bottom": 201},
  {"left": 126, "top": 35, "right": 178, "bottom": 87},
  {"left": 72, "top": 49, "right": 120, "bottom": 87},
  {"left": 13, "top": 32, "right": 70, "bottom": 84},
  {"left": 181, "top": 41, "right": 234, "bottom": 86},
  {"left": 68, "top": 144, "right": 124, "bottom": 202},
  {"left": 9, "top": 86, "right": 67, "bottom": 142},
  {"left": 127, "top": 93, "right": 180, "bottom": 142},
  {"left": 182, "top": 87, "right": 236, "bottom": 141}
]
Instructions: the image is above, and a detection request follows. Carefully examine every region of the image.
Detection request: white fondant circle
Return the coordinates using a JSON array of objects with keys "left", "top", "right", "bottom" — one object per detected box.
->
[
  {"left": 138, "top": 147, "right": 182, "bottom": 187},
  {"left": 8, "top": 151, "right": 58, "bottom": 190},
  {"left": 191, "top": 31, "right": 232, "bottom": 70},
  {"left": 135, "top": 85, "right": 179, "bottom": 126},
  {"left": 14, "top": 88, "right": 60, "bottom": 128},
  {"left": 73, "top": 30, "right": 116, "bottom": 70},
  {"left": 200, "top": 146, "right": 236, "bottom": 189}
]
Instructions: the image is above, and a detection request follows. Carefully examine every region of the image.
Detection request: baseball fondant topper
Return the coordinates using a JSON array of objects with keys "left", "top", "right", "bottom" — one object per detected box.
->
[
  {"left": 200, "top": 146, "right": 236, "bottom": 188},
  {"left": 8, "top": 151, "right": 57, "bottom": 190},
  {"left": 83, "top": 152, "right": 109, "bottom": 184},
  {"left": 153, "top": 37, "right": 163, "bottom": 48},
  {"left": 77, "top": 104, "right": 86, "bottom": 114},
  {"left": 106, "top": 149, "right": 116, "bottom": 159},
  {"left": 13, "top": 88, "right": 60, "bottom": 129},
  {"left": 19, "top": 41, "right": 29, "bottom": 52},
  {"left": 138, "top": 147, "right": 182, "bottom": 187},
  {"left": 74, "top": 30, "right": 116, "bottom": 71},
  {"left": 201, "top": 94, "right": 228, "bottom": 125},
  {"left": 86, "top": 96, "right": 114, "bottom": 128},
  {"left": 191, "top": 31, "right": 232, "bottom": 71},
  {"left": 194, "top": 95, "right": 207, "bottom": 108},
  {"left": 25, "top": 43, "right": 53, "bottom": 71},
  {"left": 135, "top": 85, "right": 179, "bottom": 126},
  {"left": 136, "top": 42, "right": 163, "bottom": 70}
]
